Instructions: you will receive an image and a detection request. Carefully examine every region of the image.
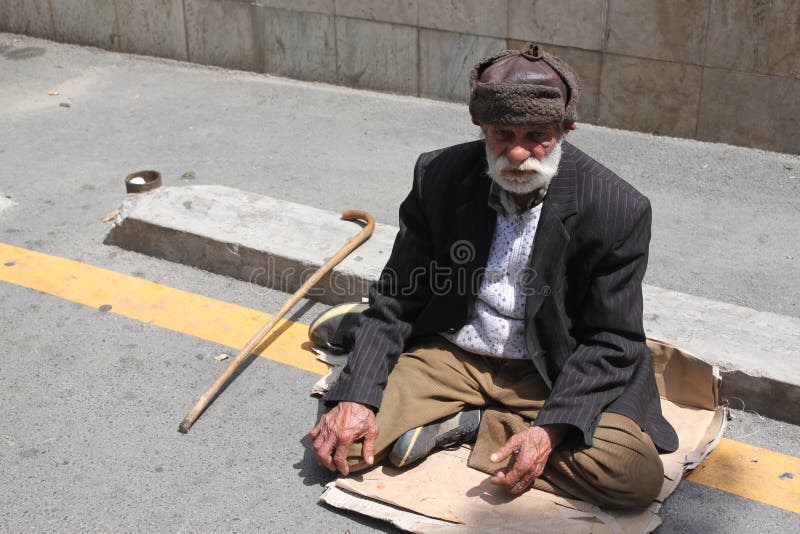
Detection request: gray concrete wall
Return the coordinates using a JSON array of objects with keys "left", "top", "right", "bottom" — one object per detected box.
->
[{"left": 1, "top": 0, "right": 798, "bottom": 154}]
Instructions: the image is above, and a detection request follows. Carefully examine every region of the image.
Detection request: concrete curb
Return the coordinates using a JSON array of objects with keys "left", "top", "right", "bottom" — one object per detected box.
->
[
  {"left": 642, "top": 286, "right": 800, "bottom": 423},
  {"left": 107, "top": 185, "right": 800, "bottom": 425},
  {"left": 105, "top": 185, "right": 398, "bottom": 306}
]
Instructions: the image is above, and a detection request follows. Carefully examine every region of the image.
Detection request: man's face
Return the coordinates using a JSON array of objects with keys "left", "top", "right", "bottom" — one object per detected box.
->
[{"left": 483, "top": 123, "right": 562, "bottom": 195}]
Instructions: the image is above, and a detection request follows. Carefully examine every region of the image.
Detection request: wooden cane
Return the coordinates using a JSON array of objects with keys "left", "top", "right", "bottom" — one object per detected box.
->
[{"left": 178, "top": 210, "right": 375, "bottom": 433}]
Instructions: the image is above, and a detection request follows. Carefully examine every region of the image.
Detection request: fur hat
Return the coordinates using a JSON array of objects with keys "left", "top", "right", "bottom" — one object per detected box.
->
[{"left": 469, "top": 43, "right": 581, "bottom": 125}]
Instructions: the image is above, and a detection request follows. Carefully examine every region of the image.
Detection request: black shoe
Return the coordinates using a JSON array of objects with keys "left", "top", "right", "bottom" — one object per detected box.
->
[{"left": 389, "top": 409, "right": 481, "bottom": 467}]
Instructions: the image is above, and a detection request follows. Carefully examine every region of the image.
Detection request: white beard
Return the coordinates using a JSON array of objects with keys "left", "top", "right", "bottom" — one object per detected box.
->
[{"left": 485, "top": 140, "right": 562, "bottom": 195}]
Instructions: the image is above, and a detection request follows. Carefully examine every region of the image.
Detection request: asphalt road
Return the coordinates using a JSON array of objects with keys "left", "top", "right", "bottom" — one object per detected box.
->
[{"left": 1, "top": 33, "right": 799, "bottom": 532}]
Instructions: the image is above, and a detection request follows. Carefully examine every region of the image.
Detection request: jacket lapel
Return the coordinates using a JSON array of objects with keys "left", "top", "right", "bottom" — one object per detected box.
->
[
  {"left": 455, "top": 148, "right": 495, "bottom": 281},
  {"left": 524, "top": 143, "right": 578, "bottom": 330}
]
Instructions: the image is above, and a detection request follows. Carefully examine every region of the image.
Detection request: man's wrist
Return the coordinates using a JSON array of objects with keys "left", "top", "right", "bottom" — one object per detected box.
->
[
  {"left": 338, "top": 400, "right": 378, "bottom": 414},
  {"left": 536, "top": 423, "right": 569, "bottom": 448}
]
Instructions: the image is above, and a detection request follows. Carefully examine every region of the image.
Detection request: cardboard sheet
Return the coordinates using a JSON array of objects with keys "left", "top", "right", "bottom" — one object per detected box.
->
[
  {"left": 319, "top": 339, "right": 726, "bottom": 533},
  {"left": 310, "top": 346, "right": 347, "bottom": 396}
]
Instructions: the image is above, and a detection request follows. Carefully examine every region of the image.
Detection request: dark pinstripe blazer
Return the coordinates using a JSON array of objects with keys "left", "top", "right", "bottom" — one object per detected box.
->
[{"left": 325, "top": 139, "right": 679, "bottom": 453}]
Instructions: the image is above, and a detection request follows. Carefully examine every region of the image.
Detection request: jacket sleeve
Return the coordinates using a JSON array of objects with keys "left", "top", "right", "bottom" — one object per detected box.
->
[
  {"left": 533, "top": 196, "right": 652, "bottom": 447},
  {"left": 323, "top": 154, "right": 435, "bottom": 411}
]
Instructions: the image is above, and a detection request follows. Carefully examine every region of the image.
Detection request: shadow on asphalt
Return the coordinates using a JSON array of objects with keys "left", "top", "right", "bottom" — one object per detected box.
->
[{"left": 295, "top": 428, "right": 401, "bottom": 533}]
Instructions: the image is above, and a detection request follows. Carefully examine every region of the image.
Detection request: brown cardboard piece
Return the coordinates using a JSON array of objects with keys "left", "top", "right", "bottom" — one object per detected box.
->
[{"left": 320, "top": 339, "right": 726, "bottom": 533}]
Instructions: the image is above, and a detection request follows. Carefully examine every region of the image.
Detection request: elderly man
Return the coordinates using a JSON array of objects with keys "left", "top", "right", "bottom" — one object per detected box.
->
[{"left": 310, "top": 44, "right": 678, "bottom": 508}]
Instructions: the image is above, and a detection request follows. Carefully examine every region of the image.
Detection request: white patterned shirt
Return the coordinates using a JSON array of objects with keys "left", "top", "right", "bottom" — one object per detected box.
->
[{"left": 441, "top": 183, "right": 544, "bottom": 359}]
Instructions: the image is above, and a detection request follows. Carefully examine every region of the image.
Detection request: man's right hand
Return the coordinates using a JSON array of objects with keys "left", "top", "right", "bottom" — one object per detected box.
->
[{"left": 309, "top": 401, "right": 379, "bottom": 476}]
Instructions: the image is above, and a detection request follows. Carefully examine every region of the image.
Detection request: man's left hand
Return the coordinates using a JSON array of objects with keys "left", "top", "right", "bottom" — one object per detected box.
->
[{"left": 489, "top": 424, "right": 567, "bottom": 494}]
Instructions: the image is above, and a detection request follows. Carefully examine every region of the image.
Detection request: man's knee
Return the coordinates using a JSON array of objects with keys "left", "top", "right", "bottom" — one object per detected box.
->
[
  {"left": 585, "top": 414, "right": 664, "bottom": 508},
  {"left": 594, "top": 444, "right": 663, "bottom": 508},
  {"left": 548, "top": 414, "right": 664, "bottom": 508}
]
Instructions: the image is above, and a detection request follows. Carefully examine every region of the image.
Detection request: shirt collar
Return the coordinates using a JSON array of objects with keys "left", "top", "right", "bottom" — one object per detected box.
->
[{"left": 487, "top": 178, "right": 548, "bottom": 217}]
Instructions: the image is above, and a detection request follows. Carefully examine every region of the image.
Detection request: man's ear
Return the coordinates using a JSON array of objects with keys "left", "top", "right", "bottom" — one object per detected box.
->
[
  {"left": 472, "top": 118, "right": 483, "bottom": 126},
  {"left": 564, "top": 121, "right": 577, "bottom": 132}
]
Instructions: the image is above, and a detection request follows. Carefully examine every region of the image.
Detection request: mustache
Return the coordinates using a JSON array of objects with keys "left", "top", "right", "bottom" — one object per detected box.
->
[
  {"left": 492, "top": 155, "right": 547, "bottom": 175},
  {"left": 484, "top": 140, "right": 563, "bottom": 195}
]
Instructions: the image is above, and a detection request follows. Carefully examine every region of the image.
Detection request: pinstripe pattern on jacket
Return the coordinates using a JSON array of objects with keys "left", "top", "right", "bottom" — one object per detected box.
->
[{"left": 324, "top": 139, "right": 678, "bottom": 453}]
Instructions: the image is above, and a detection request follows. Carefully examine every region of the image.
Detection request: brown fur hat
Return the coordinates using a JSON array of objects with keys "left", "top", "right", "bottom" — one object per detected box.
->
[{"left": 469, "top": 43, "right": 581, "bottom": 125}]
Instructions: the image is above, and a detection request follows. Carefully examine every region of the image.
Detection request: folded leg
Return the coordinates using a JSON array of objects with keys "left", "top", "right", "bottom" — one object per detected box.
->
[
  {"left": 469, "top": 409, "right": 664, "bottom": 508},
  {"left": 346, "top": 337, "right": 488, "bottom": 471}
]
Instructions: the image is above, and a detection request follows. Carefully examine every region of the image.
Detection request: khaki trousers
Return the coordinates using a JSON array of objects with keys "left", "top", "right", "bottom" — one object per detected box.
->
[{"left": 347, "top": 337, "right": 664, "bottom": 509}]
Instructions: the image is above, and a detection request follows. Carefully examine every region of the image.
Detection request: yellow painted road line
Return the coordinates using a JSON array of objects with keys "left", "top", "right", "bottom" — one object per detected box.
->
[
  {"left": 0, "top": 242, "right": 329, "bottom": 375},
  {"left": 3, "top": 242, "right": 800, "bottom": 513},
  {"left": 687, "top": 437, "right": 800, "bottom": 514}
]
